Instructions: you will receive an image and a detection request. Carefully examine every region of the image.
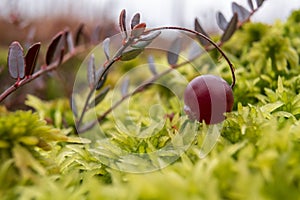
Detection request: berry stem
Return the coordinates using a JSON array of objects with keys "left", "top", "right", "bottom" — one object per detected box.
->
[{"left": 145, "top": 26, "right": 236, "bottom": 88}]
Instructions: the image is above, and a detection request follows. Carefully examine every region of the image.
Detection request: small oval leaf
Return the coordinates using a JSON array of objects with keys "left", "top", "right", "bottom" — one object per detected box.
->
[
  {"left": 58, "top": 48, "right": 64, "bottom": 65},
  {"left": 139, "top": 31, "right": 161, "bottom": 41},
  {"left": 221, "top": 13, "right": 238, "bottom": 42},
  {"left": 8, "top": 41, "right": 25, "bottom": 79},
  {"left": 167, "top": 38, "right": 182, "bottom": 65},
  {"left": 188, "top": 41, "right": 203, "bottom": 60},
  {"left": 87, "top": 54, "right": 96, "bottom": 89},
  {"left": 71, "top": 97, "right": 78, "bottom": 118},
  {"left": 216, "top": 12, "right": 228, "bottom": 31},
  {"left": 78, "top": 121, "right": 98, "bottom": 133},
  {"left": 232, "top": 2, "right": 251, "bottom": 22},
  {"left": 65, "top": 30, "right": 75, "bottom": 53},
  {"left": 131, "top": 13, "right": 140, "bottom": 29},
  {"left": 96, "top": 68, "right": 108, "bottom": 90},
  {"left": 131, "top": 40, "right": 152, "bottom": 49},
  {"left": 247, "top": 0, "right": 254, "bottom": 10},
  {"left": 121, "top": 77, "right": 129, "bottom": 96},
  {"left": 131, "top": 23, "right": 146, "bottom": 38},
  {"left": 25, "top": 42, "right": 41, "bottom": 76},
  {"left": 256, "top": 0, "right": 264, "bottom": 7},
  {"left": 46, "top": 31, "right": 64, "bottom": 65},
  {"left": 96, "top": 74, "right": 107, "bottom": 90},
  {"left": 194, "top": 18, "right": 210, "bottom": 46},
  {"left": 91, "top": 86, "right": 110, "bottom": 107},
  {"left": 148, "top": 56, "right": 157, "bottom": 75},
  {"left": 103, "top": 37, "right": 110, "bottom": 61},
  {"left": 75, "top": 23, "right": 85, "bottom": 46},
  {"left": 91, "top": 25, "right": 101, "bottom": 44},
  {"left": 120, "top": 48, "right": 143, "bottom": 61},
  {"left": 119, "top": 9, "right": 127, "bottom": 39}
]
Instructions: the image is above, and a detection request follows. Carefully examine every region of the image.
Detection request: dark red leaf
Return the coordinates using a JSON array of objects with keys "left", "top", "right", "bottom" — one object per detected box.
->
[
  {"left": 232, "top": 2, "right": 251, "bottom": 22},
  {"left": 25, "top": 42, "right": 41, "bottom": 76},
  {"left": 103, "top": 37, "right": 110, "bottom": 60},
  {"left": 131, "top": 13, "right": 140, "bottom": 29},
  {"left": 221, "top": 13, "right": 238, "bottom": 42},
  {"left": 131, "top": 23, "right": 146, "bottom": 38},
  {"left": 247, "top": 0, "right": 254, "bottom": 10},
  {"left": 256, "top": 0, "right": 264, "bottom": 7},
  {"left": 96, "top": 70, "right": 107, "bottom": 90},
  {"left": 75, "top": 23, "right": 85, "bottom": 46},
  {"left": 119, "top": 9, "right": 127, "bottom": 39},
  {"left": 93, "top": 86, "right": 110, "bottom": 106},
  {"left": 8, "top": 41, "right": 25, "bottom": 79},
  {"left": 216, "top": 12, "right": 228, "bottom": 31},
  {"left": 194, "top": 18, "right": 210, "bottom": 46},
  {"left": 91, "top": 25, "right": 101, "bottom": 44},
  {"left": 58, "top": 48, "right": 64, "bottom": 66},
  {"left": 65, "top": 30, "right": 75, "bottom": 53},
  {"left": 46, "top": 31, "right": 64, "bottom": 65}
]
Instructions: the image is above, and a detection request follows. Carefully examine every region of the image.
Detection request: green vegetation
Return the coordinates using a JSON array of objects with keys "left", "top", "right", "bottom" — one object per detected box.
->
[{"left": 1, "top": 10, "right": 300, "bottom": 200}]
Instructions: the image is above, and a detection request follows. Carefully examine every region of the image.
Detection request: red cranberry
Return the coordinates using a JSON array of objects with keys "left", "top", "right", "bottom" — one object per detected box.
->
[{"left": 183, "top": 74, "right": 234, "bottom": 124}]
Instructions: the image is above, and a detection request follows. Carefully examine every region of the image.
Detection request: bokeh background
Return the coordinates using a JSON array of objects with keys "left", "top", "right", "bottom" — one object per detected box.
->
[
  {"left": 0, "top": 0, "right": 300, "bottom": 42},
  {"left": 1, "top": 0, "right": 300, "bottom": 26}
]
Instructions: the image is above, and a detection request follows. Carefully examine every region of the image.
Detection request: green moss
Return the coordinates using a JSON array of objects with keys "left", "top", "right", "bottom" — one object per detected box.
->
[
  {"left": 25, "top": 95, "right": 75, "bottom": 129},
  {"left": 2, "top": 9, "right": 300, "bottom": 200},
  {"left": 0, "top": 110, "right": 68, "bottom": 149},
  {"left": 224, "top": 22, "right": 269, "bottom": 57}
]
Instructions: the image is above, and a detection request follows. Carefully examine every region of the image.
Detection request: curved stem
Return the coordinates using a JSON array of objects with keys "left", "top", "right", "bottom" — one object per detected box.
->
[{"left": 146, "top": 26, "right": 236, "bottom": 88}]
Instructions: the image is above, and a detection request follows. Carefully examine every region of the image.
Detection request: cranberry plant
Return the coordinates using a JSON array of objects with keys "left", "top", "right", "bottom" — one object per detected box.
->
[{"left": 2, "top": 0, "right": 300, "bottom": 199}]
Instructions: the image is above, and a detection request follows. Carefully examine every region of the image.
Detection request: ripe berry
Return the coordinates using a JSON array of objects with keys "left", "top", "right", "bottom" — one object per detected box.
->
[{"left": 183, "top": 74, "right": 234, "bottom": 124}]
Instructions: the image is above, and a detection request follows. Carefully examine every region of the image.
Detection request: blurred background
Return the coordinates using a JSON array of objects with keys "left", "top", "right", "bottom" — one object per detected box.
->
[
  {"left": 0, "top": 0, "right": 300, "bottom": 44},
  {"left": 1, "top": 0, "right": 300, "bottom": 25}
]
